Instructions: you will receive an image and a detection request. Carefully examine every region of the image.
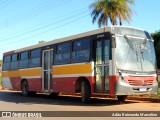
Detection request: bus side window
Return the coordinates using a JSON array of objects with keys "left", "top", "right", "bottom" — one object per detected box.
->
[
  {"left": 72, "top": 39, "right": 90, "bottom": 63},
  {"left": 10, "top": 54, "right": 19, "bottom": 70},
  {"left": 29, "top": 49, "right": 41, "bottom": 67},
  {"left": 19, "top": 52, "right": 29, "bottom": 69},
  {"left": 2, "top": 55, "right": 11, "bottom": 71},
  {"left": 55, "top": 42, "right": 70, "bottom": 65}
]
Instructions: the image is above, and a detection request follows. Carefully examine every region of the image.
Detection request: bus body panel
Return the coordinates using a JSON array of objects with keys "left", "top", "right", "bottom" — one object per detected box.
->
[
  {"left": 52, "top": 76, "right": 94, "bottom": 94},
  {"left": 114, "top": 74, "right": 158, "bottom": 95},
  {"left": 1, "top": 26, "right": 158, "bottom": 99},
  {"left": 115, "top": 76, "right": 158, "bottom": 95},
  {"left": 2, "top": 67, "right": 42, "bottom": 91},
  {"left": 51, "top": 62, "right": 94, "bottom": 94}
]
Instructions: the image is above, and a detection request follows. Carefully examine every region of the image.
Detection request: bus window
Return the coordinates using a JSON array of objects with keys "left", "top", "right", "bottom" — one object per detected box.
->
[
  {"left": 104, "top": 40, "right": 110, "bottom": 64},
  {"left": 4, "top": 55, "right": 11, "bottom": 63},
  {"left": 19, "top": 52, "right": 29, "bottom": 69},
  {"left": 96, "top": 41, "right": 102, "bottom": 64},
  {"left": 72, "top": 39, "right": 90, "bottom": 63},
  {"left": 2, "top": 55, "right": 11, "bottom": 71},
  {"left": 29, "top": 49, "right": 41, "bottom": 67},
  {"left": 11, "top": 54, "right": 19, "bottom": 70},
  {"left": 55, "top": 42, "right": 70, "bottom": 64}
]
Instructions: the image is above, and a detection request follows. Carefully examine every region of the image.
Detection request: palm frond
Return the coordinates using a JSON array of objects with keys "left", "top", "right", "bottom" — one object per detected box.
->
[{"left": 89, "top": 0, "right": 135, "bottom": 26}]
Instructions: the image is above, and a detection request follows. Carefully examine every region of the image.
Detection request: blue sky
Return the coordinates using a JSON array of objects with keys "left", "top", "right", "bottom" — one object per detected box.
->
[{"left": 0, "top": 0, "right": 160, "bottom": 59}]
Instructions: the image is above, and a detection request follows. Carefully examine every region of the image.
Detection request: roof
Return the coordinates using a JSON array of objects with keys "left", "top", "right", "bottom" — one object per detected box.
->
[{"left": 4, "top": 26, "right": 145, "bottom": 54}]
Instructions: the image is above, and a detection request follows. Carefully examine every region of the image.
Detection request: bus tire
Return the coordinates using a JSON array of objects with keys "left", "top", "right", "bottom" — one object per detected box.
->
[
  {"left": 117, "top": 95, "right": 127, "bottom": 102},
  {"left": 21, "top": 80, "right": 29, "bottom": 96},
  {"left": 81, "top": 80, "right": 91, "bottom": 103}
]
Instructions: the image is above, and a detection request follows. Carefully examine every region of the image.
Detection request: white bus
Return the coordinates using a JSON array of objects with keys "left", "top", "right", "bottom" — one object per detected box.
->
[{"left": 2, "top": 26, "right": 158, "bottom": 103}]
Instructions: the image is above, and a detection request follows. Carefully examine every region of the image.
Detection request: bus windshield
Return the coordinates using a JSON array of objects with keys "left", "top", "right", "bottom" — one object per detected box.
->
[{"left": 115, "top": 35, "right": 156, "bottom": 72}]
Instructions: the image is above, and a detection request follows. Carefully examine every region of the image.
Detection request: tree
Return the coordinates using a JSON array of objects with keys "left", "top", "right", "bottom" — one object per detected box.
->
[
  {"left": 89, "top": 0, "right": 134, "bottom": 27},
  {"left": 0, "top": 60, "right": 2, "bottom": 67},
  {"left": 151, "top": 31, "right": 160, "bottom": 69}
]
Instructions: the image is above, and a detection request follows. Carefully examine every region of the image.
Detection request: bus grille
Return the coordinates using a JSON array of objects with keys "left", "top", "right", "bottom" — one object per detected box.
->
[{"left": 126, "top": 79, "right": 154, "bottom": 86}]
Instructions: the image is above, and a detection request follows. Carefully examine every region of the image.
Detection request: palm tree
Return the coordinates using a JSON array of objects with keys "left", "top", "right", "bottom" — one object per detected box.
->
[{"left": 90, "top": 0, "right": 134, "bottom": 27}]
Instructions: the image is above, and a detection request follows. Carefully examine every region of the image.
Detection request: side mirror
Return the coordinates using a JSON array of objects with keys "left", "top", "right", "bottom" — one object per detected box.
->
[{"left": 112, "top": 37, "right": 116, "bottom": 48}]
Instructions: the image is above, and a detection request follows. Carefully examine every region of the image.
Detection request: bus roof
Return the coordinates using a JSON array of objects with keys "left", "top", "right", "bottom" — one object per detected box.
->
[{"left": 4, "top": 26, "right": 145, "bottom": 55}]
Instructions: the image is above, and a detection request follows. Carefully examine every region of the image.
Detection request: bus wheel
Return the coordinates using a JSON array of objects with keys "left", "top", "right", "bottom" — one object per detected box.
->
[
  {"left": 21, "top": 80, "right": 29, "bottom": 96},
  {"left": 81, "top": 80, "right": 91, "bottom": 103},
  {"left": 117, "top": 95, "right": 127, "bottom": 102}
]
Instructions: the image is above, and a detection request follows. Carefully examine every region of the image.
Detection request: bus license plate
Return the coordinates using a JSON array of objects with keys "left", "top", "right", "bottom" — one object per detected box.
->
[{"left": 139, "top": 88, "right": 146, "bottom": 92}]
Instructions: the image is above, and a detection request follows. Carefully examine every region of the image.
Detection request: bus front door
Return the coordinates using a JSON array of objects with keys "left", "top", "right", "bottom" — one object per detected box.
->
[
  {"left": 42, "top": 49, "right": 53, "bottom": 92},
  {"left": 95, "top": 40, "right": 110, "bottom": 93}
]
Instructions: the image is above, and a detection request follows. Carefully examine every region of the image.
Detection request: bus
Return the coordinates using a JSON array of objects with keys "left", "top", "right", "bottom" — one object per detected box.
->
[{"left": 2, "top": 26, "right": 158, "bottom": 103}]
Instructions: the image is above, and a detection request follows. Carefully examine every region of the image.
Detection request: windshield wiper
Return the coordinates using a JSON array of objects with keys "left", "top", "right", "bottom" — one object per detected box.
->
[
  {"left": 124, "top": 35, "right": 139, "bottom": 61},
  {"left": 124, "top": 35, "right": 135, "bottom": 52}
]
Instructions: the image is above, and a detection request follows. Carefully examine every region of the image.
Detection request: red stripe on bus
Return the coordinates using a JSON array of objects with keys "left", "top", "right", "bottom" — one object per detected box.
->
[
  {"left": 52, "top": 76, "right": 94, "bottom": 94},
  {"left": 10, "top": 77, "right": 21, "bottom": 90},
  {"left": 9, "top": 77, "right": 94, "bottom": 93},
  {"left": 3, "top": 51, "right": 14, "bottom": 56},
  {"left": 109, "top": 76, "right": 119, "bottom": 96},
  {"left": 10, "top": 77, "right": 42, "bottom": 91},
  {"left": 28, "top": 78, "right": 42, "bottom": 92}
]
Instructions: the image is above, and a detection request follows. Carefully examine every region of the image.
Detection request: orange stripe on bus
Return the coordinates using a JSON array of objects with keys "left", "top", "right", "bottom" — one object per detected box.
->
[
  {"left": 2, "top": 68, "right": 41, "bottom": 77},
  {"left": 2, "top": 64, "right": 92, "bottom": 77},
  {"left": 52, "top": 63, "right": 92, "bottom": 75},
  {"left": 20, "top": 69, "right": 41, "bottom": 76}
]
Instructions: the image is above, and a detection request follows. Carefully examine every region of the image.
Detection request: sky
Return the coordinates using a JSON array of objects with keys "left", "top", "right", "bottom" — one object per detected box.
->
[{"left": 0, "top": 0, "right": 160, "bottom": 59}]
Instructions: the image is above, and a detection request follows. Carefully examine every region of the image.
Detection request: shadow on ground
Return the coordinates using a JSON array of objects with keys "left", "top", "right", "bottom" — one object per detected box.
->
[{"left": 0, "top": 91, "right": 144, "bottom": 107}]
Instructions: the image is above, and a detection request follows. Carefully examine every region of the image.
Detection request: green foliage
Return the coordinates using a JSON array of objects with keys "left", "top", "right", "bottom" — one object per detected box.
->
[
  {"left": 151, "top": 31, "right": 160, "bottom": 69},
  {"left": 151, "top": 87, "right": 160, "bottom": 98},
  {"left": 0, "top": 60, "right": 2, "bottom": 67},
  {"left": 151, "top": 75, "right": 160, "bottom": 98},
  {"left": 89, "top": 0, "right": 135, "bottom": 27}
]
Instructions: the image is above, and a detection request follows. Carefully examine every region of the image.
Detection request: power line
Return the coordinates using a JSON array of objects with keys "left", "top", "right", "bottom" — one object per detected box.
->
[
  {"left": 1, "top": 13, "right": 90, "bottom": 46},
  {"left": 3, "top": 5, "right": 88, "bottom": 34},
  {"left": 0, "top": 0, "right": 63, "bottom": 29},
  {"left": 0, "top": 9, "right": 88, "bottom": 42},
  {"left": 8, "top": 0, "right": 62, "bottom": 23},
  {"left": 0, "top": 0, "right": 72, "bottom": 29},
  {"left": 0, "top": 0, "right": 10, "bottom": 6},
  {"left": 0, "top": 0, "right": 14, "bottom": 9}
]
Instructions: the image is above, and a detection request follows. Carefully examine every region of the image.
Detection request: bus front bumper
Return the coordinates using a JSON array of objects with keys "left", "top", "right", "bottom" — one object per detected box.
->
[{"left": 114, "top": 80, "right": 159, "bottom": 95}]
